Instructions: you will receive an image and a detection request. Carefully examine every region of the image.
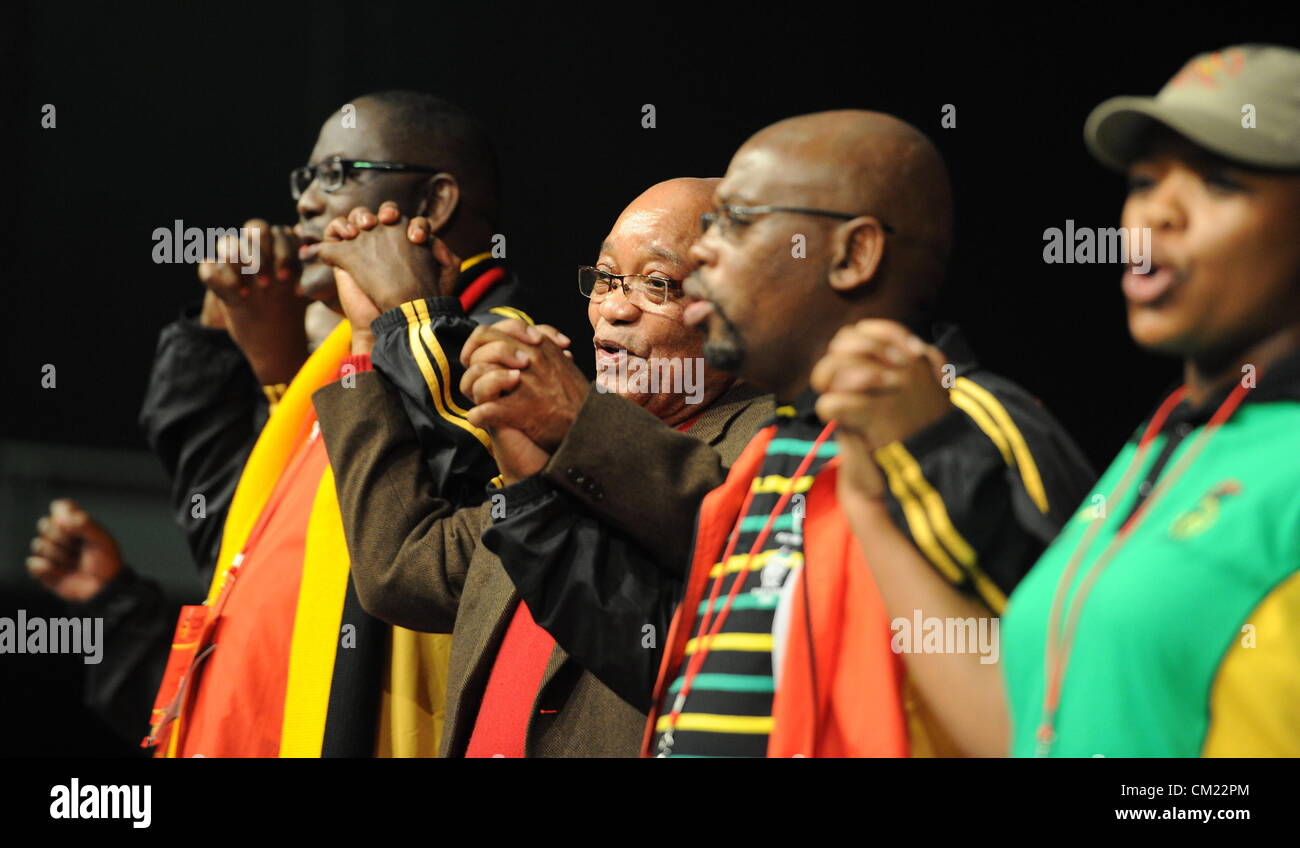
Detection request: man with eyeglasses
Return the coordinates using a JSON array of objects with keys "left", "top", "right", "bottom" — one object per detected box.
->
[
  {"left": 309, "top": 177, "right": 774, "bottom": 756},
  {"left": 141, "top": 90, "right": 534, "bottom": 758},
  {"left": 475, "top": 110, "right": 1095, "bottom": 756}
]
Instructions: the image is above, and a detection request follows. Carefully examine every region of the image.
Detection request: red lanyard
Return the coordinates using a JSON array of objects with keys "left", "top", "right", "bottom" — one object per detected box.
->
[
  {"left": 657, "top": 420, "right": 837, "bottom": 755},
  {"left": 1036, "top": 381, "right": 1250, "bottom": 756}
]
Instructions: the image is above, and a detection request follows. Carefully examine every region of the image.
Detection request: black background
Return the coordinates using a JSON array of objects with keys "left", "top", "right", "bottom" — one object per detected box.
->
[
  {"left": 1, "top": 1, "right": 1297, "bottom": 756},
  {"left": 9, "top": 1, "right": 1300, "bottom": 465}
]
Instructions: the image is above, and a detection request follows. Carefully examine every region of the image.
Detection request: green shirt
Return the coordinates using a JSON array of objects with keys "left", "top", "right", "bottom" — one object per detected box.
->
[{"left": 1004, "top": 364, "right": 1300, "bottom": 757}]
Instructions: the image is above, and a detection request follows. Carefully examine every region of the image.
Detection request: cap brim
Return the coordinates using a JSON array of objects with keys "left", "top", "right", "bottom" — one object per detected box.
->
[{"left": 1084, "top": 96, "right": 1268, "bottom": 171}]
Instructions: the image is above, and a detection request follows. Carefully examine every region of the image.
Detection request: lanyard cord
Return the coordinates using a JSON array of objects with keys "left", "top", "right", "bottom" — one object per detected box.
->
[
  {"left": 658, "top": 420, "right": 837, "bottom": 755},
  {"left": 1036, "top": 381, "right": 1250, "bottom": 756}
]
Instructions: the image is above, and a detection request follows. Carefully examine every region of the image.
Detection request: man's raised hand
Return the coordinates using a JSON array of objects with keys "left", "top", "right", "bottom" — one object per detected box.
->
[
  {"left": 318, "top": 201, "right": 461, "bottom": 313},
  {"left": 459, "top": 320, "right": 583, "bottom": 452},
  {"left": 197, "top": 219, "right": 309, "bottom": 384},
  {"left": 811, "top": 319, "right": 952, "bottom": 498}
]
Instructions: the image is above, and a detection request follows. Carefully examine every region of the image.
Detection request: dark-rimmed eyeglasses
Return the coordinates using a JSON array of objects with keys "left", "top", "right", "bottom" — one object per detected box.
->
[
  {"left": 290, "top": 156, "right": 444, "bottom": 200},
  {"left": 578, "top": 266, "right": 685, "bottom": 309},
  {"left": 700, "top": 202, "right": 895, "bottom": 238}
]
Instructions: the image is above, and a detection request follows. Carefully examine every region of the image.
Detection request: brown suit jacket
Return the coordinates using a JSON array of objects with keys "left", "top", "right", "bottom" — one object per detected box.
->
[{"left": 314, "top": 375, "right": 772, "bottom": 757}]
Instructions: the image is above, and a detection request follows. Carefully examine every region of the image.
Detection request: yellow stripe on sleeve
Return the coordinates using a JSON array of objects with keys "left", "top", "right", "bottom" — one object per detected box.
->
[
  {"left": 950, "top": 389, "right": 1013, "bottom": 465},
  {"left": 883, "top": 442, "right": 1007, "bottom": 613},
  {"left": 953, "top": 377, "right": 1049, "bottom": 514},
  {"left": 873, "top": 444, "right": 966, "bottom": 585},
  {"left": 413, "top": 298, "right": 474, "bottom": 417},
  {"left": 401, "top": 302, "right": 492, "bottom": 452}
]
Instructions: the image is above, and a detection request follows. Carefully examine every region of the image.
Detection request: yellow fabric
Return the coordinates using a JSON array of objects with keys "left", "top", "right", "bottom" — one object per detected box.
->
[
  {"left": 949, "top": 390, "right": 1013, "bottom": 465},
  {"left": 654, "top": 713, "right": 774, "bottom": 734},
  {"left": 207, "top": 320, "right": 353, "bottom": 605},
  {"left": 953, "top": 377, "right": 1049, "bottom": 514},
  {"left": 709, "top": 550, "right": 804, "bottom": 578},
  {"left": 1203, "top": 570, "right": 1300, "bottom": 756},
  {"left": 879, "top": 442, "right": 1007, "bottom": 614},
  {"left": 874, "top": 443, "right": 966, "bottom": 585},
  {"left": 684, "top": 633, "right": 774, "bottom": 654},
  {"left": 488, "top": 305, "right": 535, "bottom": 326},
  {"left": 399, "top": 302, "right": 493, "bottom": 451},
  {"left": 750, "top": 474, "right": 815, "bottom": 494},
  {"left": 414, "top": 299, "right": 476, "bottom": 417},
  {"left": 903, "top": 675, "right": 965, "bottom": 758},
  {"left": 262, "top": 383, "right": 289, "bottom": 412},
  {"left": 278, "top": 465, "right": 351, "bottom": 756},
  {"left": 459, "top": 251, "right": 492, "bottom": 271},
  {"left": 374, "top": 628, "right": 453, "bottom": 757}
]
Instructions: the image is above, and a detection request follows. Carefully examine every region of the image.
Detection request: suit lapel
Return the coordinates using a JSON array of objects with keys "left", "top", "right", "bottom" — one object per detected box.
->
[{"left": 445, "top": 550, "right": 520, "bottom": 755}]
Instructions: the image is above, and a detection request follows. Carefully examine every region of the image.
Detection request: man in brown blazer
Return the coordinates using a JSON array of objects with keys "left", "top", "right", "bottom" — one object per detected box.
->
[{"left": 312, "top": 178, "right": 772, "bottom": 756}]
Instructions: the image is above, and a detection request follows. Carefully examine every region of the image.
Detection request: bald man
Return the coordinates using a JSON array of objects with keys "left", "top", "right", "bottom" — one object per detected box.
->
[
  {"left": 311, "top": 178, "right": 773, "bottom": 756},
  {"left": 477, "top": 111, "right": 1094, "bottom": 757}
]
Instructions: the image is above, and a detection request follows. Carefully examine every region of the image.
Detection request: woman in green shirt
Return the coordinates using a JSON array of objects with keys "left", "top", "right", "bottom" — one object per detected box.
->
[{"left": 834, "top": 44, "right": 1300, "bottom": 757}]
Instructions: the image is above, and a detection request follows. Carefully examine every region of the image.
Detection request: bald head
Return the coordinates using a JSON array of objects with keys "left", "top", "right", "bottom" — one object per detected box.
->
[
  {"left": 734, "top": 110, "right": 953, "bottom": 306},
  {"left": 603, "top": 177, "right": 720, "bottom": 262},
  {"left": 590, "top": 176, "right": 733, "bottom": 423},
  {"left": 685, "top": 110, "right": 954, "bottom": 399}
]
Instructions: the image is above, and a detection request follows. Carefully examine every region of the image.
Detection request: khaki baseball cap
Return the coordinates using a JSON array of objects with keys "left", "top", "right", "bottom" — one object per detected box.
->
[{"left": 1084, "top": 44, "right": 1300, "bottom": 171}]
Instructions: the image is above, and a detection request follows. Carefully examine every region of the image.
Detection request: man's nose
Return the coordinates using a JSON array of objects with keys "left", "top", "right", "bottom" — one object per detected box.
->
[
  {"left": 296, "top": 179, "right": 326, "bottom": 220},
  {"left": 599, "top": 286, "right": 641, "bottom": 322},
  {"left": 688, "top": 232, "right": 716, "bottom": 269}
]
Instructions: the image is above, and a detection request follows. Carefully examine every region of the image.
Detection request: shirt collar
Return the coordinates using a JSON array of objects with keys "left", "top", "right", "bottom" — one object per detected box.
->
[
  {"left": 459, "top": 251, "right": 492, "bottom": 272},
  {"left": 1166, "top": 343, "right": 1300, "bottom": 427}
]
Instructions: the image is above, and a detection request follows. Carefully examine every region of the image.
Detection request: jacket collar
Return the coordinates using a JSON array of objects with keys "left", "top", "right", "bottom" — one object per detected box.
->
[{"left": 769, "top": 319, "right": 981, "bottom": 427}]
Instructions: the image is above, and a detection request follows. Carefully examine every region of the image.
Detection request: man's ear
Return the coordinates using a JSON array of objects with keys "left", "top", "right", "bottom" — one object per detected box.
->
[
  {"left": 827, "top": 217, "right": 887, "bottom": 295},
  {"left": 415, "top": 174, "right": 461, "bottom": 232}
]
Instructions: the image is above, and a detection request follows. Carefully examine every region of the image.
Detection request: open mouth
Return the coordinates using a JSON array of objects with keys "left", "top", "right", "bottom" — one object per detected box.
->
[
  {"left": 1122, "top": 261, "right": 1183, "bottom": 306},
  {"left": 594, "top": 338, "right": 641, "bottom": 362}
]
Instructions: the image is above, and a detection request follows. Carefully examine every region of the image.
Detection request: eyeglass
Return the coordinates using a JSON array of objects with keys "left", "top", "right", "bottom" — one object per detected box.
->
[
  {"left": 700, "top": 202, "right": 896, "bottom": 238},
  {"left": 578, "top": 266, "right": 685, "bottom": 308},
  {"left": 290, "top": 156, "right": 444, "bottom": 200}
]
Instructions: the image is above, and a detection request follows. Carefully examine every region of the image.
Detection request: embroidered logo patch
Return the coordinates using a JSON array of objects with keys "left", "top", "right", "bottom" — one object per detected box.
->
[
  {"left": 1169, "top": 49, "right": 1246, "bottom": 89},
  {"left": 1170, "top": 479, "right": 1242, "bottom": 540}
]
